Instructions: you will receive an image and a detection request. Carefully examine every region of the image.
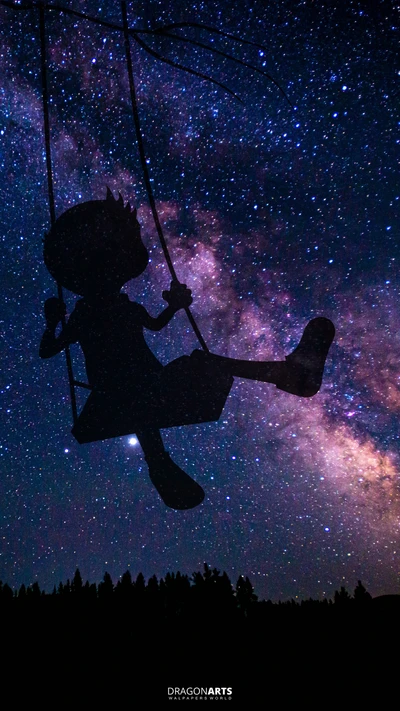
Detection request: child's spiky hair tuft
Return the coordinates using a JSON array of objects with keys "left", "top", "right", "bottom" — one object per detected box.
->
[
  {"left": 44, "top": 189, "right": 149, "bottom": 296},
  {"left": 105, "top": 186, "right": 137, "bottom": 217}
]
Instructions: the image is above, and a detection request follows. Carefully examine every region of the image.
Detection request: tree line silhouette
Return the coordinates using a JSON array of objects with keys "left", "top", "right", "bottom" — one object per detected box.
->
[
  {"left": 2, "top": 562, "right": 398, "bottom": 687},
  {"left": 0, "top": 564, "right": 381, "bottom": 622}
]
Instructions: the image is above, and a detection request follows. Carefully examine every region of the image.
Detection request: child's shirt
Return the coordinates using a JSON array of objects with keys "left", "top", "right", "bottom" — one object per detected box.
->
[{"left": 64, "top": 293, "right": 163, "bottom": 392}]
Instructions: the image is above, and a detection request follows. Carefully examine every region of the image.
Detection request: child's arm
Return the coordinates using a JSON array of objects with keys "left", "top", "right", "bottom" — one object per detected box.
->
[
  {"left": 141, "top": 282, "right": 193, "bottom": 332},
  {"left": 39, "top": 297, "right": 76, "bottom": 358}
]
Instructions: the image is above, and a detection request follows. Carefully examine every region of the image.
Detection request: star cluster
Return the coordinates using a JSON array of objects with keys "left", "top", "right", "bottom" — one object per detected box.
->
[{"left": 0, "top": 0, "right": 399, "bottom": 600}]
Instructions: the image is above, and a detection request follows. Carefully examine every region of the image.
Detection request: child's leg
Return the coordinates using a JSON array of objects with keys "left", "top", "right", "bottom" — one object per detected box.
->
[
  {"left": 135, "top": 427, "right": 166, "bottom": 460},
  {"left": 209, "top": 317, "right": 335, "bottom": 398},
  {"left": 135, "top": 427, "right": 205, "bottom": 510}
]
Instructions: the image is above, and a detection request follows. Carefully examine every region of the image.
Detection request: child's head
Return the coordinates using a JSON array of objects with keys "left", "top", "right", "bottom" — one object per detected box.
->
[{"left": 44, "top": 188, "right": 149, "bottom": 296}]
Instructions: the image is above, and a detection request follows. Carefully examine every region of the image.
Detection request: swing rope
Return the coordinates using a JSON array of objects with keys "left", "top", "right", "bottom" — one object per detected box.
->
[
  {"left": 39, "top": 1, "right": 210, "bottom": 427},
  {"left": 121, "top": 1, "right": 210, "bottom": 354},
  {"left": 39, "top": 5, "right": 78, "bottom": 425}
]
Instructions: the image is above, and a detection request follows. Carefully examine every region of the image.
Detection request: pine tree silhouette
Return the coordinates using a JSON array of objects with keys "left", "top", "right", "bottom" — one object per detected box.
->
[
  {"left": 72, "top": 569, "right": 83, "bottom": 596},
  {"left": 236, "top": 576, "right": 258, "bottom": 617},
  {"left": 98, "top": 572, "right": 114, "bottom": 600},
  {"left": 354, "top": 580, "right": 372, "bottom": 605},
  {"left": 334, "top": 586, "right": 352, "bottom": 606}
]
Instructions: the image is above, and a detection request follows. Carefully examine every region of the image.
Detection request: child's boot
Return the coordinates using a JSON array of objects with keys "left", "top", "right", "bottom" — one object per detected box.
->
[
  {"left": 146, "top": 452, "right": 205, "bottom": 510},
  {"left": 276, "top": 317, "right": 335, "bottom": 397}
]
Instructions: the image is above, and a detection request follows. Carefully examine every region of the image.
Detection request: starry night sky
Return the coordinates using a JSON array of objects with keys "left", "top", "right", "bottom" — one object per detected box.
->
[{"left": 0, "top": 0, "right": 399, "bottom": 600}]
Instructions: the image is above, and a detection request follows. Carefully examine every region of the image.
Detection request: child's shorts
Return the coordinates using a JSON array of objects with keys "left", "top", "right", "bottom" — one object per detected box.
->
[{"left": 72, "top": 350, "right": 233, "bottom": 444}]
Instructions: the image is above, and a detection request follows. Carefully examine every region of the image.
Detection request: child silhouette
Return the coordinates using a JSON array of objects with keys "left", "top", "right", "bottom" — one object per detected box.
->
[{"left": 40, "top": 189, "right": 334, "bottom": 510}]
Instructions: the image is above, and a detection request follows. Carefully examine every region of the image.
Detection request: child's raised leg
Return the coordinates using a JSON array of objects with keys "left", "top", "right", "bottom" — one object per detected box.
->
[
  {"left": 135, "top": 427, "right": 205, "bottom": 510},
  {"left": 208, "top": 317, "right": 335, "bottom": 398}
]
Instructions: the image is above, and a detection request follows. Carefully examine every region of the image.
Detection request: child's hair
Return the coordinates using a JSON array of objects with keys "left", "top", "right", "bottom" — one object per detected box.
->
[{"left": 44, "top": 188, "right": 149, "bottom": 296}]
